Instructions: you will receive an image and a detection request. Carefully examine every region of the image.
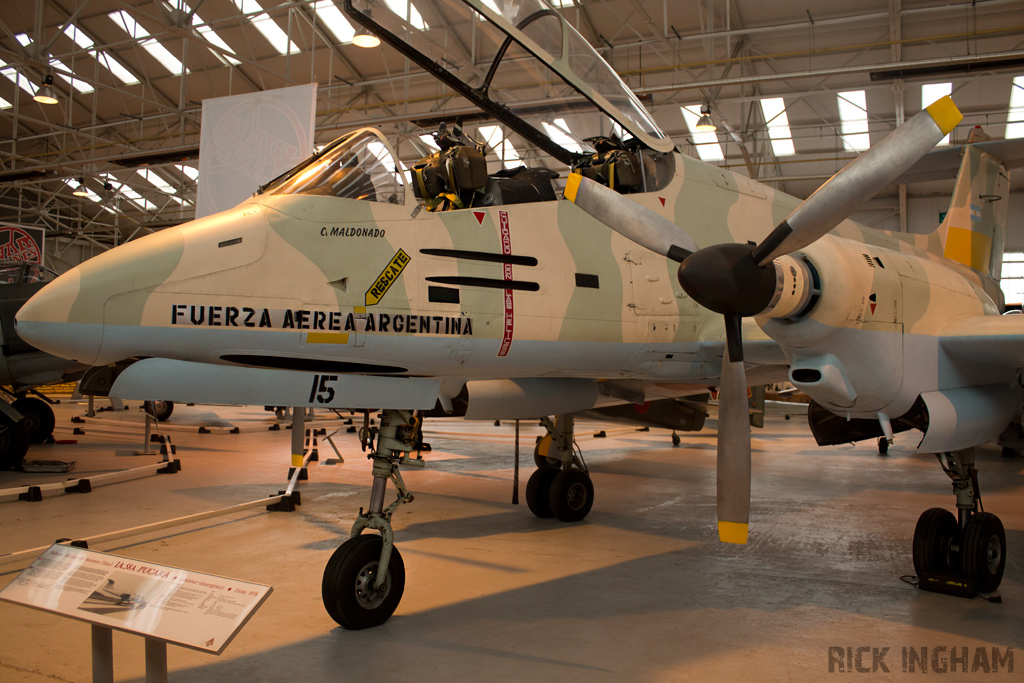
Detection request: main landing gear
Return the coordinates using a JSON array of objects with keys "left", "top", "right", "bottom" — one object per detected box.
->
[
  {"left": 912, "top": 448, "right": 1006, "bottom": 595},
  {"left": 322, "top": 409, "right": 424, "bottom": 629},
  {"left": 528, "top": 414, "right": 594, "bottom": 522}
]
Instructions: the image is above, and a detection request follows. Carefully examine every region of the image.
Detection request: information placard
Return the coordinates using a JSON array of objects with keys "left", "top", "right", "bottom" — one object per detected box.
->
[{"left": 0, "top": 544, "right": 272, "bottom": 654}]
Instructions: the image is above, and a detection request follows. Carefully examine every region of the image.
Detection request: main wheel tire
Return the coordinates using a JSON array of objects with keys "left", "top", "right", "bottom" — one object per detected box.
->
[
  {"left": 12, "top": 397, "right": 55, "bottom": 444},
  {"left": 322, "top": 535, "right": 405, "bottom": 630},
  {"left": 671, "top": 433, "right": 681, "bottom": 447},
  {"left": 0, "top": 413, "right": 30, "bottom": 470},
  {"left": 912, "top": 507, "right": 958, "bottom": 577},
  {"left": 961, "top": 512, "right": 1006, "bottom": 593},
  {"left": 877, "top": 437, "right": 889, "bottom": 455},
  {"left": 144, "top": 400, "right": 174, "bottom": 422},
  {"left": 548, "top": 469, "right": 594, "bottom": 522},
  {"left": 526, "top": 466, "right": 560, "bottom": 518}
]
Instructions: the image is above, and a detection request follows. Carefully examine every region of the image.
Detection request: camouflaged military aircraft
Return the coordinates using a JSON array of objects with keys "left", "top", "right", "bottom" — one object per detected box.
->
[{"left": 13, "top": 0, "right": 1020, "bottom": 629}]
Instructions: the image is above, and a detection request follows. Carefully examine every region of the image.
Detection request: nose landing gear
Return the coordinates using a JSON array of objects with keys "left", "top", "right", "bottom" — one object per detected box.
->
[{"left": 321, "top": 409, "right": 423, "bottom": 629}]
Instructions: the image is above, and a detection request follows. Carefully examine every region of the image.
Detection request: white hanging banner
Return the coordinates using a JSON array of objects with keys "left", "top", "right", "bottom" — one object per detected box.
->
[{"left": 196, "top": 83, "right": 317, "bottom": 218}]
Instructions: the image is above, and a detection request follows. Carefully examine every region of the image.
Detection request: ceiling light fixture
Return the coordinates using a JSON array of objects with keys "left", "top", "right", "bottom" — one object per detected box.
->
[
  {"left": 72, "top": 177, "right": 90, "bottom": 196},
  {"left": 353, "top": 11, "right": 380, "bottom": 48},
  {"left": 695, "top": 103, "right": 716, "bottom": 133},
  {"left": 33, "top": 73, "right": 59, "bottom": 105}
]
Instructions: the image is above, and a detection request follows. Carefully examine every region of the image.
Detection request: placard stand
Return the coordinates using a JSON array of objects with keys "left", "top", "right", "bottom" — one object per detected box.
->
[
  {"left": 1, "top": 543, "right": 272, "bottom": 683},
  {"left": 90, "top": 625, "right": 168, "bottom": 683}
]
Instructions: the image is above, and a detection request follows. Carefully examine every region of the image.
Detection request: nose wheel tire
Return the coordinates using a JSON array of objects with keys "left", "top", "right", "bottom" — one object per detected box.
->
[
  {"left": 322, "top": 535, "right": 405, "bottom": 630},
  {"left": 12, "top": 397, "right": 55, "bottom": 444},
  {"left": 548, "top": 469, "right": 594, "bottom": 522},
  {"left": 144, "top": 400, "right": 174, "bottom": 422},
  {"left": 961, "top": 512, "right": 1006, "bottom": 593},
  {"left": 912, "top": 507, "right": 958, "bottom": 576}
]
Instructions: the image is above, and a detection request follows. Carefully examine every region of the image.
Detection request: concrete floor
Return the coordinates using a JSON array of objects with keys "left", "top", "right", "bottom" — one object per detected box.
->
[{"left": 0, "top": 397, "right": 1021, "bottom": 682}]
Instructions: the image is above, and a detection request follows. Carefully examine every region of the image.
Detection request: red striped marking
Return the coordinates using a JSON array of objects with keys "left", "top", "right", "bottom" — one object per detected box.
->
[{"left": 498, "top": 210, "right": 514, "bottom": 357}]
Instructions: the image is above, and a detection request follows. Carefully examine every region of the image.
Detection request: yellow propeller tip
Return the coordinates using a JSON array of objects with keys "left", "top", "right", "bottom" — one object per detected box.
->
[
  {"left": 925, "top": 96, "right": 963, "bottom": 136},
  {"left": 564, "top": 172, "right": 582, "bottom": 203},
  {"left": 718, "top": 521, "right": 748, "bottom": 544}
]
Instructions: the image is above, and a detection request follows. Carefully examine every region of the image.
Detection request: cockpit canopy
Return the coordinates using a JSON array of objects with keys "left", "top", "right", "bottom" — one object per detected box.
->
[
  {"left": 344, "top": 0, "right": 674, "bottom": 163},
  {"left": 261, "top": 129, "right": 405, "bottom": 204}
]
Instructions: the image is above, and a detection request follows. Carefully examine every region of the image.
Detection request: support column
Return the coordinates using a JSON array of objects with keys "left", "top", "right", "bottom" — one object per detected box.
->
[{"left": 91, "top": 625, "right": 113, "bottom": 683}]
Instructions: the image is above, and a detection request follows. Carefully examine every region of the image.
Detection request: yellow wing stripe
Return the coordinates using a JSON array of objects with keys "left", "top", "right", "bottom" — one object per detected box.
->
[
  {"left": 925, "top": 96, "right": 962, "bottom": 136},
  {"left": 718, "top": 521, "right": 749, "bottom": 544}
]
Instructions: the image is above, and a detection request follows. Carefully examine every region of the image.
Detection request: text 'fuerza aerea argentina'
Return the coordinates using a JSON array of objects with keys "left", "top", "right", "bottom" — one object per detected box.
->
[{"left": 170, "top": 305, "right": 474, "bottom": 336}]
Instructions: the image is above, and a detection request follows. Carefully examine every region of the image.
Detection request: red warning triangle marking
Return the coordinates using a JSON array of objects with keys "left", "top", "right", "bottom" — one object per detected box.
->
[
  {"left": 658, "top": 197, "right": 666, "bottom": 207},
  {"left": 473, "top": 211, "right": 486, "bottom": 225},
  {"left": 869, "top": 303, "right": 877, "bottom": 314}
]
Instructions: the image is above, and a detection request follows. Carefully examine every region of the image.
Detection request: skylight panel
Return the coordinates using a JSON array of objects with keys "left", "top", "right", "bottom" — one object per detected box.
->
[
  {"left": 837, "top": 91, "right": 870, "bottom": 152},
  {"left": 759, "top": 97, "right": 795, "bottom": 157},
  {"left": 0, "top": 59, "right": 36, "bottom": 98},
  {"left": 0, "top": 94, "right": 10, "bottom": 109},
  {"left": 313, "top": 0, "right": 356, "bottom": 43},
  {"left": 1006, "top": 76, "right": 1024, "bottom": 139},
  {"left": 102, "top": 173, "right": 158, "bottom": 211},
  {"left": 65, "top": 24, "right": 140, "bottom": 85},
  {"left": 418, "top": 134, "right": 439, "bottom": 150},
  {"left": 549, "top": 0, "right": 576, "bottom": 6},
  {"left": 922, "top": 83, "right": 952, "bottom": 144},
  {"left": 681, "top": 105, "right": 725, "bottom": 161},
  {"left": 16, "top": 33, "right": 93, "bottom": 94},
  {"left": 541, "top": 118, "right": 583, "bottom": 153},
  {"left": 478, "top": 125, "right": 522, "bottom": 169},
  {"left": 231, "top": 0, "right": 300, "bottom": 55},
  {"left": 136, "top": 169, "right": 186, "bottom": 205},
  {"left": 384, "top": 0, "right": 429, "bottom": 30},
  {"left": 109, "top": 10, "right": 189, "bottom": 75},
  {"left": 176, "top": 164, "right": 200, "bottom": 181}
]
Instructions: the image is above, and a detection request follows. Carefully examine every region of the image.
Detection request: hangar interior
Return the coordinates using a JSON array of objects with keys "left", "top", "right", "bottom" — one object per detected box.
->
[{"left": 0, "top": 1, "right": 1022, "bottom": 681}]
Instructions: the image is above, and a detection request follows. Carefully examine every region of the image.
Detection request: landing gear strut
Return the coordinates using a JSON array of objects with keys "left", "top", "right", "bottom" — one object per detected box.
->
[
  {"left": 322, "top": 409, "right": 423, "bottom": 629},
  {"left": 912, "top": 447, "right": 1006, "bottom": 595},
  {"left": 526, "top": 414, "right": 594, "bottom": 522}
]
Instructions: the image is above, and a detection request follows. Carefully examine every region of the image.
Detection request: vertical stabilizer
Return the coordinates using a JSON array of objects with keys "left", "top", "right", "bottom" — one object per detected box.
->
[{"left": 935, "top": 143, "right": 1010, "bottom": 279}]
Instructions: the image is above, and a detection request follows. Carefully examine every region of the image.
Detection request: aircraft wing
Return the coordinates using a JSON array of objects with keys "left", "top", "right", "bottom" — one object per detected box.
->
[{"left": 940, "top": 314, "right": 1024, "bottom": 367}]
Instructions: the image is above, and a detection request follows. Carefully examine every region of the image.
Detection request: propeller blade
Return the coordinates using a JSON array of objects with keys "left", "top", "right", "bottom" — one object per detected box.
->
[
  {"left": 716, "top": 313, "right": 751, "bottom": 544},
  {"left": 751, "top": 96, "right": 962, "bottom": 266},
  {"left": 564, "top": 173, "right": 698, "bottom": 262}
]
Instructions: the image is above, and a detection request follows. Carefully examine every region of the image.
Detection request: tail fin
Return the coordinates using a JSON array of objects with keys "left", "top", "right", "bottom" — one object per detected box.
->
[{"left": 934, "top": 135, "right": 1010, "bottom": 279}]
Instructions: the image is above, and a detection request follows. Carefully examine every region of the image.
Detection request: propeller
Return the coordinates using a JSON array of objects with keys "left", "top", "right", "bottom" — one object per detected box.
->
[{"left": 566, "top": 96, "right": 962, "bottom": 544}]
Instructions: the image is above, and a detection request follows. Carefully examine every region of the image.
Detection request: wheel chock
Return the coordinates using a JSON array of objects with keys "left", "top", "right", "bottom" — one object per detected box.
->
[
  {"left": 269, "top": 423, "right": 281, "bottom": 431},
  {"left": 157, "top": 460, "right": 181, "bottom": 474},
  {"left": 67, "top": 478, "right": 92, "bottom": 493},
  {"left": 917, "top": 570, "right": 978, "bottom": 598},
  {"left": 198, "top": 426, "right": 211, "bottom": 434},
  {"left": 287, "top": 466, "right": 308, "bottom": 481},
  {"left": 346, "top": 426, "right": 356, "bottom": 433},
  {"left": 594, "top": 431, "right": 606, "bottom": 438},
  {"left": 19, "top": 486, "right": 43, "bottom": 502},
  {"left": 230, "top": 427, "right": 240, "bottom": 434},
  {"left": 266, "top": 491, "right": 301, "bottom": 512},
  {"left": 71, "top": 416, "right": 85, "bottom": 424},
  {"left": 73, "top": 427, "right": 85, "bottom": 435}
]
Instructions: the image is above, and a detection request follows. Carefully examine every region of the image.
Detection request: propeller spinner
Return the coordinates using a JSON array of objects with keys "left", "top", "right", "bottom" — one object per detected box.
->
[{"left": 566, "top": 96, "right": 962, "bottom": 544}]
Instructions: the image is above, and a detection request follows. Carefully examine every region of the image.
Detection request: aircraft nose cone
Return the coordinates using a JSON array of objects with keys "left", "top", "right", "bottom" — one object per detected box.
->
[{"left": 16, "top": 268, "right": 105, "bottom": 365}]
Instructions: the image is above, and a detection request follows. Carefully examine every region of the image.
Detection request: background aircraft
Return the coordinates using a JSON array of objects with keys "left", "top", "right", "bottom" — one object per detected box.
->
[
  {"left": 13, "top": 0, "right": 1020, "bottom": 629},
  {"left": 0, "top": 260, "right": 86, "bottom": 469}
]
